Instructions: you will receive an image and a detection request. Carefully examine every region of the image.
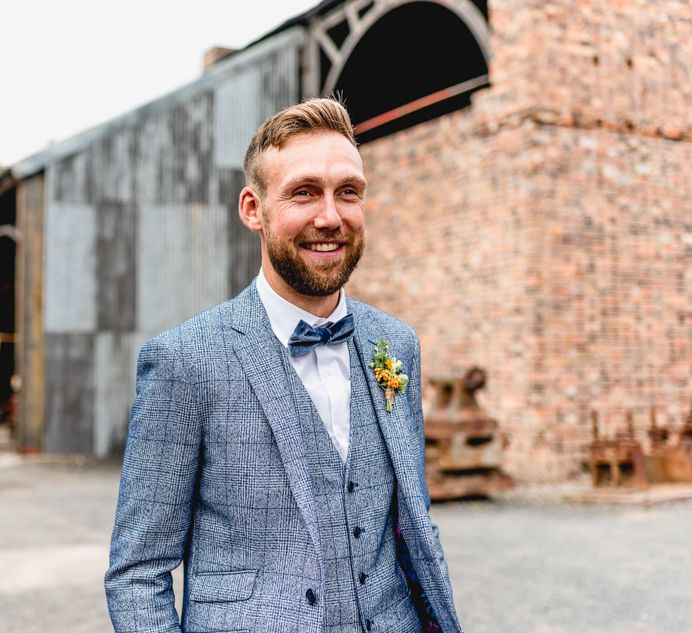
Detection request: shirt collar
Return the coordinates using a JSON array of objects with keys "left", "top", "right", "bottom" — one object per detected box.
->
[{"left": 256, "top": 268, "right": 348, "bottom": 349}]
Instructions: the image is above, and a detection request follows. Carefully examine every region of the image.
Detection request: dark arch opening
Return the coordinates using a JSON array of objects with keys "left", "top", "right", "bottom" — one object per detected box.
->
[{"left": 333, "top": 1, "right": 488, "bottom": 143}]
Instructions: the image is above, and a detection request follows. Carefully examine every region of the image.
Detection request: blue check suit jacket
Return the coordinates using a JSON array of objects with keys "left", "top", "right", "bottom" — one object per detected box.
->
[{"left": 105, "top": 282, "right": 462, "bottom": 633}]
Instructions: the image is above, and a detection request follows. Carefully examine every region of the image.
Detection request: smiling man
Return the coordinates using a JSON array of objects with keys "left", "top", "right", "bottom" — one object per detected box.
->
[{"left": 105, "top": 98, "right": 462, "bottom": 633}]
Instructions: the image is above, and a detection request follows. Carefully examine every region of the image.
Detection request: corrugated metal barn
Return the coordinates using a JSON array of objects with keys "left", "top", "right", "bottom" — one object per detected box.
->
[{"left": 5, "top": 0, "right": 490, "bottom": 457}]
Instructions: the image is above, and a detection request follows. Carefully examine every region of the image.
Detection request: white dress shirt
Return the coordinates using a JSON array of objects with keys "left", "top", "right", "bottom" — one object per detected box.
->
[{"left": 256, "top": 269, "right": 351, "bottom": 462}]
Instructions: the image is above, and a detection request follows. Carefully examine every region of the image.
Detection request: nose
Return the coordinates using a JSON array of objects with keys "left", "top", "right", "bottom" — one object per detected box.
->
[{"left": 313, "top": 193, "right": 342, "bottom": 230}]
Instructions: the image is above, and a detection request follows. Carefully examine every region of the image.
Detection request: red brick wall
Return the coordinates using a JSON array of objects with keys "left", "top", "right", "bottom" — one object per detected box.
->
[{"left": 348, "top": 0, "right": 691, "bottom": 481}]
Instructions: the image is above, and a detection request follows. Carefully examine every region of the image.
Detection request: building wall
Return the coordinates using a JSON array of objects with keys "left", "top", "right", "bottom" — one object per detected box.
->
[
  {"left": 38, "top": 31, "right": 303, "bottom": 456},
  {"left": 350, "top": 0, "right": 691, "bottom": 481}
]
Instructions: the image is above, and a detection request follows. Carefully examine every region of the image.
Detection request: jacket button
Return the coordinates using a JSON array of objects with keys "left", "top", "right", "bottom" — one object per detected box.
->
[
  {"left": 365, "top": 619, "right": 372, "bottom": 630},
  {"left": 359, "top": 572, "right": 367, "bottom": 585},
  {"left": 353, "top": 526, "right": 363, "bottom": 538},
  {"left": 347, "top": 481, "right": 357, "bottom": 493},
  {"left": 305, "top": 588, "right": 316, "bottom": 605}
]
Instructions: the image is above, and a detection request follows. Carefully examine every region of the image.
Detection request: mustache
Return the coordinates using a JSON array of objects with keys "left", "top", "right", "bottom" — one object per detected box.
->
[{"left": 297, "top": 229, "right": 354, "bottom": 243}]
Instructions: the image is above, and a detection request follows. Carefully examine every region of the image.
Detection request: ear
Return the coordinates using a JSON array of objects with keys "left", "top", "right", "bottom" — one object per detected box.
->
[{"left": 238, "top": 186, "right": 263, "bottom": 233}]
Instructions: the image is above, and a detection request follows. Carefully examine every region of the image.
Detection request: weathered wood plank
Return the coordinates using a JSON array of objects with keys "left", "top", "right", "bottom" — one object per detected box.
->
[{"left": 15, "top": 174, "right": 45, "bottom": 453}]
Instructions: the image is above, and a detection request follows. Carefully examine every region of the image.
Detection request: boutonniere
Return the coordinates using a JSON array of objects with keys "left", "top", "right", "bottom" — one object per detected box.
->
[{"left": 370, "top": 339, "right": 409, "bottom": 413}]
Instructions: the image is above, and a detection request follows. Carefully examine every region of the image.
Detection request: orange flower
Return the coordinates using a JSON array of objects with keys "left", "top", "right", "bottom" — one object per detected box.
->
[
  {"left": 385, "top": 359, "right": 394, "bottom": 370},
  {"left": 376, "top": 369, "right": 391, "bottom": 383},
  {"left": 388, "top": 378, "right": 400, "bottom": 389}
]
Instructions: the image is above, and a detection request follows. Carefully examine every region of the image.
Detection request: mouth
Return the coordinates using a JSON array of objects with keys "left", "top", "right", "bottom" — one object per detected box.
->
[
  {"left": 304, "top": 242, "right": 341, "bottom": 252},
  {"left": 299, "top": 241, "right": 347, "bottom": 257}
]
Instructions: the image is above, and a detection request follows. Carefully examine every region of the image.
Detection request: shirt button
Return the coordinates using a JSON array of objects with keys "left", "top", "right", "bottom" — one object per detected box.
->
[
  {"left": 359, "top": 572, "right": 367, "bottom": 585},
  {"left": 305, "top": 588, "right": 316, "bottom": 605},
  {"left": 353, "top": 526, "right": 363, "bottom": 538}
]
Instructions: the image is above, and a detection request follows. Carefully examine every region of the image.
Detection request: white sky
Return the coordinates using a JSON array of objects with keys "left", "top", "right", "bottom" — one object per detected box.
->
[{"left": 0, "top": 0, "right": 319, "bottom": 167}]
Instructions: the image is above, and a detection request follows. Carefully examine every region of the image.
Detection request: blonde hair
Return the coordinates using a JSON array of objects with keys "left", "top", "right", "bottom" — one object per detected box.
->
[{"left": 243, "top": 97, "right": 356, "bottom": 195}]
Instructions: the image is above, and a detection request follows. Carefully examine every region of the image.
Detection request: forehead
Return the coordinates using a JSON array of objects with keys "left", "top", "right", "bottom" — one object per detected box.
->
[{"left": 262, "top": 131, "right": 365, "bottom": 187}]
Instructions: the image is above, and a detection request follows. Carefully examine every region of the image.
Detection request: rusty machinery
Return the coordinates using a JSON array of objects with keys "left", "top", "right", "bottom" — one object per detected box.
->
[
  {"left": 424, "top": 367, "right": 513, "bottom": 500},
  {"left": 590, "top": 411, "right": 648, "bottom": 489},
  {"left": 590, "top": 407, "right": 692, "bottom": 489},
  {"left": 647, "top": 407, "right": 692, "bottom": 483}
]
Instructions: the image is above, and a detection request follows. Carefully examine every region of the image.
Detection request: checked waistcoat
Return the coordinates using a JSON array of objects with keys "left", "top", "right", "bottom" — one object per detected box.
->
[{"left": 283, "top": 340, "right": 422, "bottom": 633}]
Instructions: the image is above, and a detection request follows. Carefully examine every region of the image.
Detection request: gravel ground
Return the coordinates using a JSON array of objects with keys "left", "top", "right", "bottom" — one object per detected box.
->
[{"left": 1, "top": 457, "right": 690, "bottom": 633}]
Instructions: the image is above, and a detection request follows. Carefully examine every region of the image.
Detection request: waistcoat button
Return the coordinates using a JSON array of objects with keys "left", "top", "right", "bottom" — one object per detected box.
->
[
  {"left": 365, "top": 619, "right": 372, "bottom": 630},
  {"left": 359, "top": 572, "right": 367, "bottom": 584},
  {"left": 305, "top": 588, "right": 316, "bottom": 605},
  {"left": 353, "top": 526, "right": 363, "bottom": 538},
  {"left": 347, "top": 481, "right": 357, "bottom": 493}
]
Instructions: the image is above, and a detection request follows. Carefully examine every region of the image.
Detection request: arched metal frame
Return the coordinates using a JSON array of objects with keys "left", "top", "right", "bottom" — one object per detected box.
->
[{"left": 303, "top": 0, "right": 490, "bottom": 98}]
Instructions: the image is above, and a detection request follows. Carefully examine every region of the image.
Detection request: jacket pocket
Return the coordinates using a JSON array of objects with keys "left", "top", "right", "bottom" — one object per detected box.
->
[{"left": 190, "top": 570, "right": 258, "bottom": 603}]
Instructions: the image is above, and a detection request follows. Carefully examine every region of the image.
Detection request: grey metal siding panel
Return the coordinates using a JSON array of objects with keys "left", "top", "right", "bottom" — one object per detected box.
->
[
  {"left": 222, "top": 169, "right": 262, "bottom": 298},
  {"left": 44, "top": 333, "right": 95, "bottom": 454},
  {"left": 51, "top": 151, "right": 93, "bottom": 203},
  {"left": 134, "top": 92, "right": 214, "bottom": 204},
  {"left": 96, "top": 202, "right": 136, "bottom": 331},
  {"left": 214, "top": 48, "right": 299, "bottom": 170},
  {"left": 43, "top": 201, "right": 97, "bottom": 333},
  {"left": 94, "top": 332, "right": 133, "bottom": 456},
  {"left": 136, "top": 203, "right": 229, "bottom": 333},
  {"left": 91, "top": 128, "right": 136, "bottom": 204}
]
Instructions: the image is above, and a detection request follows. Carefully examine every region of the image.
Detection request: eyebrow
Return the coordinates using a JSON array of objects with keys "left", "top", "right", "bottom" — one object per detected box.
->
[{"left": 282, "top": 174, "right": 367, "bottom": 190}]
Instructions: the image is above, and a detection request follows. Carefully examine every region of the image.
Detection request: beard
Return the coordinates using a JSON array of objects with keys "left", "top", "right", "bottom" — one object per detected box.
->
[{"left": 263, "top": 221, "right": 365, "bottom": 297}]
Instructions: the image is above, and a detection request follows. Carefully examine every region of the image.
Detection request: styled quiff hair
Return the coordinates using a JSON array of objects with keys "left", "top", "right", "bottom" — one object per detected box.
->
[{"left": 243, "top": 97, "right": 357, "bottom": 195}]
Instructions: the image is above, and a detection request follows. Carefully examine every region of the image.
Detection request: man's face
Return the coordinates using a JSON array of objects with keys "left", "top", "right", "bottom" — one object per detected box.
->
[{"left": 256, "top": 131, "right": 366, "bottom": 297}]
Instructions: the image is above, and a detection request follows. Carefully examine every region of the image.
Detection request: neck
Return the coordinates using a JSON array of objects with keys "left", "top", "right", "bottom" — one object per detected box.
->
[{"left": 262, "top": 266, "right": 340, "bottom": 318}]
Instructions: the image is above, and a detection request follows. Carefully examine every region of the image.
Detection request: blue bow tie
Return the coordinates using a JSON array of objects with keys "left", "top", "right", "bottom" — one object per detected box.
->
[{"left": 287, "top": 313, "right": 355, "bottom": 358}]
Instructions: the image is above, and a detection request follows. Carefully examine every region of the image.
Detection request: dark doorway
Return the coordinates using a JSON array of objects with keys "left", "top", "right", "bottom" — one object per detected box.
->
[
  {"left": 333, "top": 1, "right": 489, "bottom": 142},
  {"left": 0, "top": 175, "right": 17, "bottom": 431}
]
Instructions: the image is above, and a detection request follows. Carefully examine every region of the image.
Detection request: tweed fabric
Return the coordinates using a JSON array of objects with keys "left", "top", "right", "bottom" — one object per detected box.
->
[
  {"left": 105, "top": 281, "right": 463, "bottom": 633},
  {"left": 285, "top": 343, "right": 420, "bottom": 632}
]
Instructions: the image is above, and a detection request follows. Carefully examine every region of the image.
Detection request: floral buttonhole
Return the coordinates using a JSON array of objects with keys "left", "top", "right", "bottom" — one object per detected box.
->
[{"left": 369, "top": 339, "right": 409, "bottom": 413}]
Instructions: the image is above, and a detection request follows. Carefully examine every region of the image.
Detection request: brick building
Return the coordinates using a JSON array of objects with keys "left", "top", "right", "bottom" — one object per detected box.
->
[
  {"left": 349, "top": 0, "right": 691, "bottom": 480},
  {"left": 4, "top": 0, "right": 690, "bottom": 481}
]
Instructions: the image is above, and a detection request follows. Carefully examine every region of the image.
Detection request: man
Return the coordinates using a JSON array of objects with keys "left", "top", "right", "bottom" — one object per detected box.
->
[{"left": 105, "top": 98, "right": 462, "bottom": 633}]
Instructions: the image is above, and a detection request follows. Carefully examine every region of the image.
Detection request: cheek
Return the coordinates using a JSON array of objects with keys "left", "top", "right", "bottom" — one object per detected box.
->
[
  {"left": 267, "top": 207, "right": 310, "bottom": 239},
  {"left": 343, "top": 205, "right": 365, "bottom": 231}
]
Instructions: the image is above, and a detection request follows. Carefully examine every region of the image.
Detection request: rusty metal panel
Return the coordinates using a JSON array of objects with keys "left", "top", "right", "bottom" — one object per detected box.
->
[
  {"left": 15, "top": 174, "right": 45, "bottom": 453},
  {"left": 94, "top": 332, "right": 133, "bottom": 456},
  {"left": 43, "top": 201, "right": 97, "bottom": 333},
  {"left": 96, "top": 202, "right": 136, "bottom": 331},
  {"left": 134, "top": 92, "right": 214, "bottom": 204},
  {"left": 136, "top": 203, "right": 229, "bottom": 333},
  {"left": 214, "top": 48, "right": 299, "bottom": 170},
  {"left": 44, "top": 333, "right": 94, "bottom": 454}
]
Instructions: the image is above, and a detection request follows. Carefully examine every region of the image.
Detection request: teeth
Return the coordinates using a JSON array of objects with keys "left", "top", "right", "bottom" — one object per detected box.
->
[{"left": 308, "top": 243, "right": 339, "bottom": 252}]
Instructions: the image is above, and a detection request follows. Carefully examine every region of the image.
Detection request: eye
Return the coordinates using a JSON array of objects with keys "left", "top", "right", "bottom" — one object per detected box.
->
[
  {"left": 340, "top": 186, "right": 361, "bottom": 198},
  {"left": 293, "top": 188, "right": 312, "bottom": 198}
]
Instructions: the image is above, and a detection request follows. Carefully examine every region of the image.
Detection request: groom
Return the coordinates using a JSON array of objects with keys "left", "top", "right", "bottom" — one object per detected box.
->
[{"left": 105, "top": 98, "right": 462, "bottom": 633}]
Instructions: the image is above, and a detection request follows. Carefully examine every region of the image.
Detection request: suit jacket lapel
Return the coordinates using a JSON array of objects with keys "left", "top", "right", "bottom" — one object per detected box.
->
[
  {"left": 349, "top": 301, "right": 422, "bottom": 503},
  {"left": 350, "top": 300, "right": 461, "bottom": 631},
  {"left": 229, "top": 283, "right": 323, "bottom": 575}
]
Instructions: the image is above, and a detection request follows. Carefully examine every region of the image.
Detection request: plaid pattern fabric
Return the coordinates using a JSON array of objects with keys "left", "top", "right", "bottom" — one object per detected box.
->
[
  {"left": 285, "top": 343, "right": 421, "bottom": 632},
  {"left": 105, "top": 281, "right": 462, "bottom": 633}
]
